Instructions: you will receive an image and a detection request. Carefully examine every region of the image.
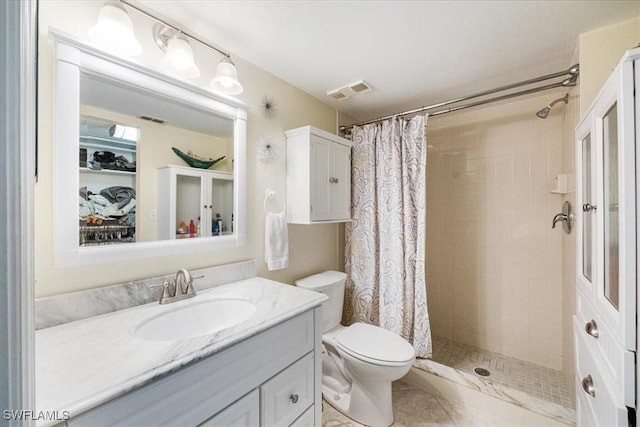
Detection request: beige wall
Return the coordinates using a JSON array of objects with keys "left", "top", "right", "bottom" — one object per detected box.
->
[
  {"left": 36, "top": 2, "right": 341, "bottom": 297},
  {"left": 426, "top": 92, "right": 566, "bottom": 370},
  {"left": 579, "top": 16, "right": 640, "bottom": 114}
]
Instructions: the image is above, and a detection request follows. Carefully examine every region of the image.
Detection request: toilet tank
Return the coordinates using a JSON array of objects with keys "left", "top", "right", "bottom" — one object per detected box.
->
[{"left": 295, "top": 271, "right": 346, "bottom": 333}]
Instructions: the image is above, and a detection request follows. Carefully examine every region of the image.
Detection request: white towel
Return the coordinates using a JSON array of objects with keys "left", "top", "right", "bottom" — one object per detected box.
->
[{"left": 265, "top": 211, "right": 289, "bottom": 271}]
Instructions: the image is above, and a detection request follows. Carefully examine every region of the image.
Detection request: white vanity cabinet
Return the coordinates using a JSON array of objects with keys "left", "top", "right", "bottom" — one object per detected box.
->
[
  {"left": 286, "top": 126, "right": 352, "bottom": 223},
  {"left": 574, "top": 47, "right": 639, "bottom": 426},
  {"left": 157, "top": 165, "right": 234, "bottom": 239},
  {"left": 65, "top": 308, "right": 322, "bottom": 427}
]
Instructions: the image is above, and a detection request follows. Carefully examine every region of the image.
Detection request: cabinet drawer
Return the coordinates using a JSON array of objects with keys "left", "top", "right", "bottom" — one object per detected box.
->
[
  {"left": 576, "top": 290, "right": 634, "bottom": 406},
  {"left": 574, "top": 317, "right": 627, "bottom": 426},
  {"left": 289, "top": 405, "right": 314, "bottom": 427},
  {"left": 261, "top": 352, "right": 314, "bottom": 427},
  {"left": 199, "top": 389, "right": 259, "bottom": 427}
]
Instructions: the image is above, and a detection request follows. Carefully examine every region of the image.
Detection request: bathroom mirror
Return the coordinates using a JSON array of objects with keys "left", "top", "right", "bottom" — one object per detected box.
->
[{"left": 51, "top": 30, "right": 247, "bottom": 267}]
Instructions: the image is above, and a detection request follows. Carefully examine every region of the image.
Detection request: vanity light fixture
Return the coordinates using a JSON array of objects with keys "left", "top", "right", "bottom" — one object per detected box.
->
[
  {"left": 210, "top": 57, "right": 243, "bottom": 95},
  {"left": 89, "top": 0, "right": 142, "bottom": 57},
  {"left": 153, "top": 24, "right": 200, "bottom": 79},
  {"left": 97, "top": 0, "right": 244, "bottom": 95}
]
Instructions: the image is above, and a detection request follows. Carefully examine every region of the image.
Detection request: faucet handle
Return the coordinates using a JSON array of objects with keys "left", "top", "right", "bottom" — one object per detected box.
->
[
  {"left": 184, "top": 281, "right": 196, "bottom": 295},
  {"left": 150, "top": 282, "right": 172, "bottom": 304}
]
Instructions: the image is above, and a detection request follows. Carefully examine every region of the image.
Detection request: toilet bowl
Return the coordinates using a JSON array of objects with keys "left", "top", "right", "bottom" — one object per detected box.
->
[{"left": 296, "top": 271, "right": 415, "bottom": 427}]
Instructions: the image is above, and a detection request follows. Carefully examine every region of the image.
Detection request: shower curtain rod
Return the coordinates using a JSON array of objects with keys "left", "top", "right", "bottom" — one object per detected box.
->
[{"left": 339, "top": 64, "right": 579, "bottom": 132}]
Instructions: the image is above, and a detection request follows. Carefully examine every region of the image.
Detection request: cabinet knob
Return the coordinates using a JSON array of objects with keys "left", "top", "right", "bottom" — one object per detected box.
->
[
  {"left": 329, "top": 177, "right": 339, "bottom": 184},
  {"left": 289, "top": 393, "right": 299, "bottom": 404},
  {"left": 581, "top": 375, "right": 595, "bottom": 397},
  {"left": 582, "top": 203, "right": 596, "bottom": 212},
  {"left": 585, "top": 319, "right": 599, "bottom": 338}
]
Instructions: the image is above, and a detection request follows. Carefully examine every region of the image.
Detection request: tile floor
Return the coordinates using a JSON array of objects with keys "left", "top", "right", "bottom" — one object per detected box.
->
[
  {"left": 322, "top": 380, "right": 503, "bottom": 427},
  {"left": 431, "top": 337, "right": 573, "bottom": 409}
]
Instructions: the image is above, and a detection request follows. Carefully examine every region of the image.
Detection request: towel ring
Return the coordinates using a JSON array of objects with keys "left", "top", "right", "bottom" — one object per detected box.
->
[{"left": 264, "top": 189, "right": 285, "bottom": 213}]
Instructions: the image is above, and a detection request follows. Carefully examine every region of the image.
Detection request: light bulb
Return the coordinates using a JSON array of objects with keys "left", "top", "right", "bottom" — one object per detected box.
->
[
  {"left": 161, "top": 35, "right": 200, "bottom": 78},
  {"left": 210, "top": 57, "right": 243, "bottom": 95},
  {"left": 88, "top": 1, "right": 142, "bottom": 56}
]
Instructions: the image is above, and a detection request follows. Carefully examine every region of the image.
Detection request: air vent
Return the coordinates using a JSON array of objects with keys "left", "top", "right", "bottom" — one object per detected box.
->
[
  {"left": 328, "top": 91, "right": 349, "bottom": 101},
  {"left": 350, "top": 81, "right": 371, "bottom": 93},
  {"left": 138, "top": 115, "right": 166, "bottom": 124},
  {"left": 326, "top": 80, "right": 372, "bottom": 101}
]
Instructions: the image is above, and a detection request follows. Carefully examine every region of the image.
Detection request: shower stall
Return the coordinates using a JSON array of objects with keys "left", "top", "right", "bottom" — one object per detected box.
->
[
  {"left": 415, "top": 91, "right": 578, "bottom": 425},
  {"left": 341, "top": 65, "right": 581, "bottom": 425}
]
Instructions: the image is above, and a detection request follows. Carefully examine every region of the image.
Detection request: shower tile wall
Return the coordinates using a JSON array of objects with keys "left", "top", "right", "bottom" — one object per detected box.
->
[
  {"left": 560, "top": 88, "right": 579, "bottom": 400},
  {"left": 426, "top": 93, "right": 566, "bottom": 370}
]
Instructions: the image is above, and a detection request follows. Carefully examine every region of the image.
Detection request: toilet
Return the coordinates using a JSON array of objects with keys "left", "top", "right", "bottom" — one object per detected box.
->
[{"left": 296, "top": 271, "right": 415, "bottom": 427}]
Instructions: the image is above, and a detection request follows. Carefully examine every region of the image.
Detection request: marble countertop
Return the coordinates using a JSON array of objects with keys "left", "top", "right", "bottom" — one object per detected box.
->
[{"left": 35, "top": 277, "right": 326, "bottom": 425}]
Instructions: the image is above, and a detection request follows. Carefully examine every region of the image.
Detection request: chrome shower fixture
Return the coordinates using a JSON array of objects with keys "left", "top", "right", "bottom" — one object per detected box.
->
[{"left": 536, "top": 93, "right": 569, "bottom": 119}]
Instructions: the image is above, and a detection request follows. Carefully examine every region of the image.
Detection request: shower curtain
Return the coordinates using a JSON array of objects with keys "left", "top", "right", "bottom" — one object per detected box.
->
[{"left": 344, "top": 114, "right": 432, "bottom": 358}]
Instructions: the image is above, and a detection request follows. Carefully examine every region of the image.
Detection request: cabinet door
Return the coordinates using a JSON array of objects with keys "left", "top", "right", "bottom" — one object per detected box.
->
[
  {"left": 260, "top": 353, "right": 314, "bottom": 427},
  {"left": 329, "top": 143, "right": 351, "bottom": 221},
  {"left": 209, "top": 176, "right": 234, "bottom": 236},
  {"left": 199, "top": 390, "right": 259, "bottom": 427},
  {"left": 176, "top": 172, "right": 206, "bottom": 238},
  {"left": 310, "top": 135, "right": 332, "bottom": 221},
  {"left": 592, "top": 59, "right": 636, "bottom": 351}
]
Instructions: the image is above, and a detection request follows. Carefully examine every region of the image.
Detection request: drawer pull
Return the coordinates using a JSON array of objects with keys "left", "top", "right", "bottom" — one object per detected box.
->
[
  {"left": 582, "top": 375, "right": 595, "bottom": 397},
  {"left": 585, "top": 319, "right": 599, "bottom": 338},
  {"left": 290, "top": 393, "right": 299, "bottom": 404},
  {"left": 582, "top": 203, "right": 597, "bottom": 212}
]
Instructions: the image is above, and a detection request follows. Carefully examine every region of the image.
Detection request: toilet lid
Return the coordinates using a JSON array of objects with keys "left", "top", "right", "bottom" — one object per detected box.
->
[{"left": 335, "top": 323, "right": 415, "bottom": 364}]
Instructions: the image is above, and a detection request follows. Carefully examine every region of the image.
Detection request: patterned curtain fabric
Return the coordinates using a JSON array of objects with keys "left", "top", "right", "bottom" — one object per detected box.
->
[{"left": 344, "top": 114, "right": 432, "bottom": 358}]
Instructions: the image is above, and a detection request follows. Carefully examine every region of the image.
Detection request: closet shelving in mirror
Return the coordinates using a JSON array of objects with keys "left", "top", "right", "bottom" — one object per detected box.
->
[{"left": 79, "top": 116, "right": 138, "bottom": 247}]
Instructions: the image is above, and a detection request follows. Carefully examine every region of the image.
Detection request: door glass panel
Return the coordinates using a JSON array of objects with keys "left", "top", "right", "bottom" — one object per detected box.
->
[
  {"left": 176, "top": 175, "right": 202, "bottom": 239},
  {"left": 603, "top": 103, "right": 619, "bottom": 310},
  {"left": 582, "top": 134, "right": 592, "bottom": 282}
]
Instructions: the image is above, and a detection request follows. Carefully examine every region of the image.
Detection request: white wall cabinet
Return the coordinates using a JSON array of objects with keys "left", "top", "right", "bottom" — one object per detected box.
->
[
  {"left": 286, "top": 126, "right": 352, "bottom": 224},
  {"left": 575, "top": 47, "right": 639, "bottom": 426},
  {"left": 158, "top": 165, "right": 233, "bottom": 239},
  {"left": 66, "top": 308, "right": 323, "bottom": 427}
]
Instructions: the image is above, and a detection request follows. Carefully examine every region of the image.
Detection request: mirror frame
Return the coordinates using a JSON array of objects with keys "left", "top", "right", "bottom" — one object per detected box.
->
[{"left": 50, "top": 30, "right": 247, "bottom": 267}]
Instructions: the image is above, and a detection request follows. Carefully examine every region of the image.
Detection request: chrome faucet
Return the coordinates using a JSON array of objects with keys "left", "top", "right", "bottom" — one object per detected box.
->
[
  {"left": 551, "top": 201, "right": 574, "bottom": 235},
  {"left": 155, "top": 268, "right": 197, "bottom": 304}
]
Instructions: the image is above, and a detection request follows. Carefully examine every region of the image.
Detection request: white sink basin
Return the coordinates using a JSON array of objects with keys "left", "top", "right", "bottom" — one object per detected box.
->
[{"left": 134, "top": 298, "right": 256, "bottom": 341}]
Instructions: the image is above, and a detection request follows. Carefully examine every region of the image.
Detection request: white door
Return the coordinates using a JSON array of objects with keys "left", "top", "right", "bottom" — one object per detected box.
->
[{"left": 591, "top": 59, "right": 636, "bottom": 351}]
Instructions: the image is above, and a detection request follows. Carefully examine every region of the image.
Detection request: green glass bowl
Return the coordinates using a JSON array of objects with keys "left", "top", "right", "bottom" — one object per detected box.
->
[{"left": 172, "top": 147, "right": 225, "bottom": 169}]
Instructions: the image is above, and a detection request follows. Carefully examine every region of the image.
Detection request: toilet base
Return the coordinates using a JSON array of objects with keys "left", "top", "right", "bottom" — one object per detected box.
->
[{"left": 322, "top": 381, "right": 393, "bottom": 427}]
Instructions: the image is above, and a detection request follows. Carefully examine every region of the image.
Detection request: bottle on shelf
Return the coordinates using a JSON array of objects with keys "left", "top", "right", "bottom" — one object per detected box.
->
[
  {"left": 212, "top": 215, "right": 220, "bottom": 236},
  {"left": 216, "top": 213, "right": 223, "bottom": 235},
  {"left": 189, "top": 219, "right": 195, "bottom": 237}
]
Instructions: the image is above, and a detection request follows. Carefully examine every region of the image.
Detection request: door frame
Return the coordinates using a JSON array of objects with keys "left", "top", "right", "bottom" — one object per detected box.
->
[{"left": 0, "top": 0, "right": 37, "bottom": 423}]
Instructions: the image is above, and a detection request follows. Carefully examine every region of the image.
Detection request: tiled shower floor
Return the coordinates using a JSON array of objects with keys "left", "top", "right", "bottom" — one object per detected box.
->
[{"left": 431, "top": 336, "right": 574, "bottom": 409}]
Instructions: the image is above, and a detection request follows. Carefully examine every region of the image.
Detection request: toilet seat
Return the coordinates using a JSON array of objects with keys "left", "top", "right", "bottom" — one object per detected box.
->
[{"left": 335, "top": 323, "right": 415, "bottom": 366}]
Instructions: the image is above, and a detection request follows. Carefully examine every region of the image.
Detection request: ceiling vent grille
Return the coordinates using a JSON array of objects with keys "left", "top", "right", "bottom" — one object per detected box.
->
[
  {"left": 139, "top": 115, "right": 166, "bottom": 124},
  {"left": 327, "top": 80, "right": 372, "bottom": 101}
]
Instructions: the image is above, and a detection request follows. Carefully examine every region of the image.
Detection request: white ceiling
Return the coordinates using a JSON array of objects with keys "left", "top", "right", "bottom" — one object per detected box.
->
[{"left": 139, "top": 1, "right": 640, "bottom": 122}]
